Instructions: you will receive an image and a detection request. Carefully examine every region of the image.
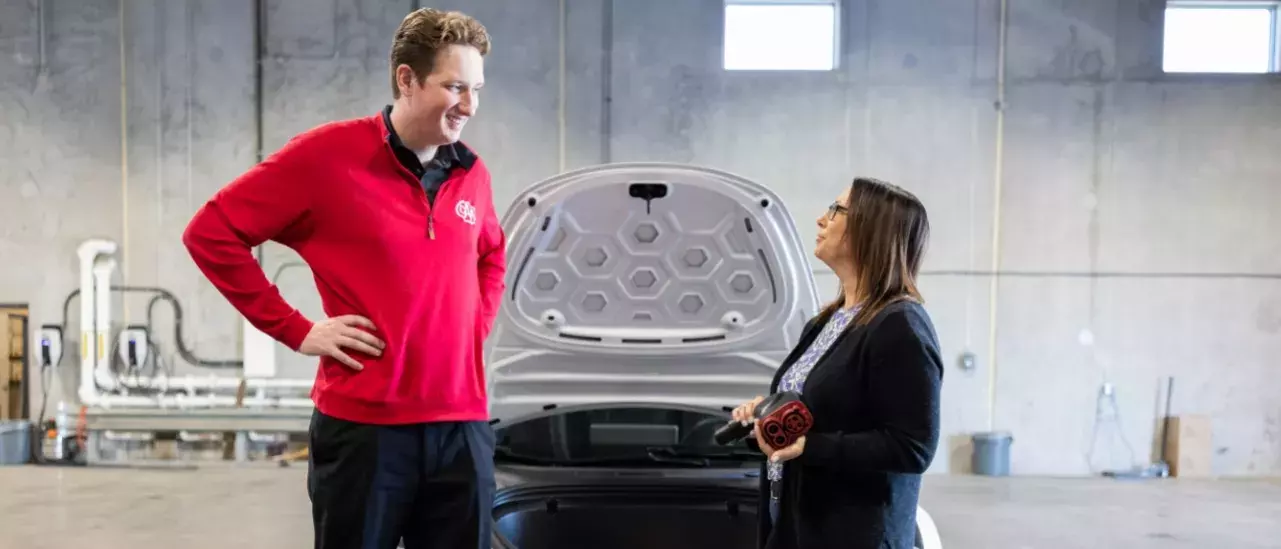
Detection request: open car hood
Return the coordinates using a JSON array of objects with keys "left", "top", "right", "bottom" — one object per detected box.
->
[{"left": 485, "top": 163, "right": 821, "bottom": 423}]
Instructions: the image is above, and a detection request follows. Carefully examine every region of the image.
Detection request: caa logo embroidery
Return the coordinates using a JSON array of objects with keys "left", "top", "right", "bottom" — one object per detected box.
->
[{"left": 454, "top": 199, "right": 477, "bottom": 225}]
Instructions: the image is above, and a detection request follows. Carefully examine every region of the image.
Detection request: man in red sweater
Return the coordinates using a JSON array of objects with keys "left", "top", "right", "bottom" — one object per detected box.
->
[{"left": 182, "top": 8, "right": 505, "bottom": 548}]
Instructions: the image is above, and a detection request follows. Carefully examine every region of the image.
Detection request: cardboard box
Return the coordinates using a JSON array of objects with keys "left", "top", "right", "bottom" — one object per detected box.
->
[{"left": 1162, "top": 415, "right": 1213, "bottom": 478}]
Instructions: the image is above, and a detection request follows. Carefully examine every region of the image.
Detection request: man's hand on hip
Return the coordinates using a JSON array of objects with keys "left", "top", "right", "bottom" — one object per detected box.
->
[{"left": 299, "top": 315, "right": 384, "bottom": 370}]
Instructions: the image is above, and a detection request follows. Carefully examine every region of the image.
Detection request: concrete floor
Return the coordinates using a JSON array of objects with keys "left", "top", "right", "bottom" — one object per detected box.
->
[{"left": 0, "top": 464, "right": 1277, "bottom": 548}]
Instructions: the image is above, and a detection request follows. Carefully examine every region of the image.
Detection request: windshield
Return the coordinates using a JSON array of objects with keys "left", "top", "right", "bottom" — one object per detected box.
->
[{"left": 493, "top": 406, "right": 763, "bottom": 468}]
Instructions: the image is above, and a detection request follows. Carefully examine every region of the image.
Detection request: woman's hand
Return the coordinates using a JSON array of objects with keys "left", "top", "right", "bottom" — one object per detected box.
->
[
  {"left": 734, "top": 395, "right": 805, "bottom": 461},
  {"left": 731, "top": 396, "right": 765, "bottom": 425},
  {"left": 754, "top": 425, "right": 806, "bottom": 463}
]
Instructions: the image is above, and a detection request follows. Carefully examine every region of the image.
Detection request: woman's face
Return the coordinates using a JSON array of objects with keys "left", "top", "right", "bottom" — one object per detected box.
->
[{"left": 814, "top": 187, "right": 852, "bottom": 269}]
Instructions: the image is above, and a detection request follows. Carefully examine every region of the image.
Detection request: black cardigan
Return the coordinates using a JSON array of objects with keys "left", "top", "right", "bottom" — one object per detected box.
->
[{"left": 754, "top": 300, "right": 944, "bottom": 549}]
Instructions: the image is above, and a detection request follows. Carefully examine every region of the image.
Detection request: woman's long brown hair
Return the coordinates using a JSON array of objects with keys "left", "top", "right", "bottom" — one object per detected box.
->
[{"left": 817, "top": 177, "right": 931, "bottom": 327}]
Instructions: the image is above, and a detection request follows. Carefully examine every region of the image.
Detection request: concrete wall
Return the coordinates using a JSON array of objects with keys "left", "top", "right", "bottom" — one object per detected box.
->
[{"left": 1, "top": 0, "right": 1278, "bottom": 476}]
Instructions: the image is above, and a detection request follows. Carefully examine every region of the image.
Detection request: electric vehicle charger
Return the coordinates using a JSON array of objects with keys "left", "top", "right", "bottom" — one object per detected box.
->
[{"left": 713, "top": 391, "right": 813, "bottom": 451}]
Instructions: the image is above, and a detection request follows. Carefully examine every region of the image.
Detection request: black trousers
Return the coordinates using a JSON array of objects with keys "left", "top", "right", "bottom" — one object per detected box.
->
[{"left": 307, "top": 410, "right": 497, "bottom": 549}]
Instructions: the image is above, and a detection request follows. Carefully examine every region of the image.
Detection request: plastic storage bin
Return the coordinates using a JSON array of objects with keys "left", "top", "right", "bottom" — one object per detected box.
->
[{"left": 0, "top": 420, "right": 31, "bottom": 465}]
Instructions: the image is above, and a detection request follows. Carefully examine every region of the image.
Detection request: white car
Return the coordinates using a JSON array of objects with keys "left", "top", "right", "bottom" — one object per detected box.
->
[{"left": 482, "top": 163, "right": 942, "bottom": 549}]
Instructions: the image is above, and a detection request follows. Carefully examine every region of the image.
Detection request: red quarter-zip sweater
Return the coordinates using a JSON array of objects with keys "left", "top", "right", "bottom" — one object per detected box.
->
[{"left": 182, "top": 112, "right": 507, "bottom": 425}]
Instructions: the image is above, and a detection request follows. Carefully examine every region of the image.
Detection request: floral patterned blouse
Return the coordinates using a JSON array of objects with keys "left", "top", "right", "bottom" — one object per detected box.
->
[{"left": 767, "top": 305, "right": 858, "bottom": 483}]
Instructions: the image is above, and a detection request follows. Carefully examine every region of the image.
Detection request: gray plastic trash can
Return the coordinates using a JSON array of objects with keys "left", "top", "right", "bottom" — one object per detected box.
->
[
  {"left": 971, "top": 431, "right": 1012, "bottom": 476},
  {"left": 0, "top": 420, "right": 31, "bottom": 465}
]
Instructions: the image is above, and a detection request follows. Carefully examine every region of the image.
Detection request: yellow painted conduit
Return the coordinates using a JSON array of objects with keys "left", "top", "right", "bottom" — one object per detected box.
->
[
  {"left": 118, "top": 0, "right": 131, "bottom": 324},
  {"left": 557, "top": 0, "right": 568, "bottom": 172},
  {"left": 985, "top": 0, "right": 1009, "bottom": 432}
]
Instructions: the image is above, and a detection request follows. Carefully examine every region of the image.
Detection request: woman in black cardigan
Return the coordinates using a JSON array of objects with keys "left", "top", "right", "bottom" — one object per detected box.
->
[{"left": 732, "top": 177, "right": 944, "bottom": 549}]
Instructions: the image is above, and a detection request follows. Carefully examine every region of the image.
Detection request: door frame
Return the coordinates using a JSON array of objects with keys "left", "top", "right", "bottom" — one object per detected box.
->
[{"left": 0, "top": 303, "right": 30, "bottom": 420}]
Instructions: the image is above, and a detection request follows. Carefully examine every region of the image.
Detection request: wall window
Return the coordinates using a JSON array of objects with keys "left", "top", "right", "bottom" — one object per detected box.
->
[
  {"left": 723, "top": 0, "right": 840, "bottom": 71},
  {"left": 1163, "top": 1, "right": 1280, "bottom": 73}
]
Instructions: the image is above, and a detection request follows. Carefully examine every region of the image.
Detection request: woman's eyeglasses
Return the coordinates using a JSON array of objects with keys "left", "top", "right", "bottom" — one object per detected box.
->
[{"left": 827, "top": 202, "right": 849, "bottom": 219}]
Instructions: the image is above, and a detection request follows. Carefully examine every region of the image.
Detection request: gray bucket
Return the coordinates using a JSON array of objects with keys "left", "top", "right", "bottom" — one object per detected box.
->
[
  {"left": 971, "top": 431, "right": 1013, "bottom": 476},
  {"left": 0, "top": 420, "right": 31, "bottom": 466}
]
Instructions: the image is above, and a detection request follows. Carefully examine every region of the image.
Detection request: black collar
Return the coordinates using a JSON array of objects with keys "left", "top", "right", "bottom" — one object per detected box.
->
[{"left": 381, "top": 105, "right": 477, "bottom": 172}]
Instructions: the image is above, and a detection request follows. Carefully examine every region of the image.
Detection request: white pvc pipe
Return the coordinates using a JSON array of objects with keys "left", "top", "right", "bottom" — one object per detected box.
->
[
  {"left": 83, "top": 392, "right": 313, "bottom": 410},
  {"left": 73, "top": 239, "right": 316, "bottom": 411},
  {"left": 77, "top": 240, "right": 117, "bottom": 407},
  {"left": 92, "top": 257, "right": 120, "bottom": 396},
  {"left": 105, "top": 374, "right": 313, "bottom": 393}
]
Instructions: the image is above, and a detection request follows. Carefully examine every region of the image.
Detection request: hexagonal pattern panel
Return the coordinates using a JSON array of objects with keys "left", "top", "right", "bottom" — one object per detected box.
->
[
  {"left": 515, "top": 183, "right": 778, "bottom": 330},
  {"left": 583, "top": 247, "right": 609, "bottom": 267},
  {"left": 634, "top": 222, "right": 660, "bottom": 244},
  {"left": 664, "top": 234, "right": 721, "bottom": 281},
  {"left": 535, "top": 271, "right": 560, "bottom": 291},
  {"left": 719, "top": 268, "right": 766, "bottom": 305},
  {"left": 618, "top": 216, "right": 675, "bottom": 255},
  {"left": 678, "top": 293, "right": 704, "bottom": 314},
  {"left": 564, "top": 236, "right": 619, "bottom": 280},
  {"left": 631, "top": 269, "right": 657, "bottom": 289},
  {"left": 616, "top": 259, "right": 669, "bottom": 299},
  {"left": 582, "top": 292, "right": 608, "bottom": 313},
  {"left": 682, "top": 248, "right": 708, "bottom": 268},
  {"left": 521, "top": 265, "right": 572, "bottom": 304}
]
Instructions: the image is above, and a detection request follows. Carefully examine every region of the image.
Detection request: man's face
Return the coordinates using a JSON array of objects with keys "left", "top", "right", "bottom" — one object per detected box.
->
[{"left": 398, "top": 44, "right": 485, "bottom": 146}]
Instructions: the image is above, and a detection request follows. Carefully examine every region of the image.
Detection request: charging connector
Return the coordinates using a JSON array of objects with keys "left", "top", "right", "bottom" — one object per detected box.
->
[
  {"left": 38, "top": 325, "right": 63, "bottom": 369},
  {"left": 116, "top": 325, "right": 150, "bottom": 369}
]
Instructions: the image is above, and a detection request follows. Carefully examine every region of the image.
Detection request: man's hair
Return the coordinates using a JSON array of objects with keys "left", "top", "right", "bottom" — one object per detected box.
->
[{"left": 389, "top": 8, "right": 491, "bottom": 98}]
